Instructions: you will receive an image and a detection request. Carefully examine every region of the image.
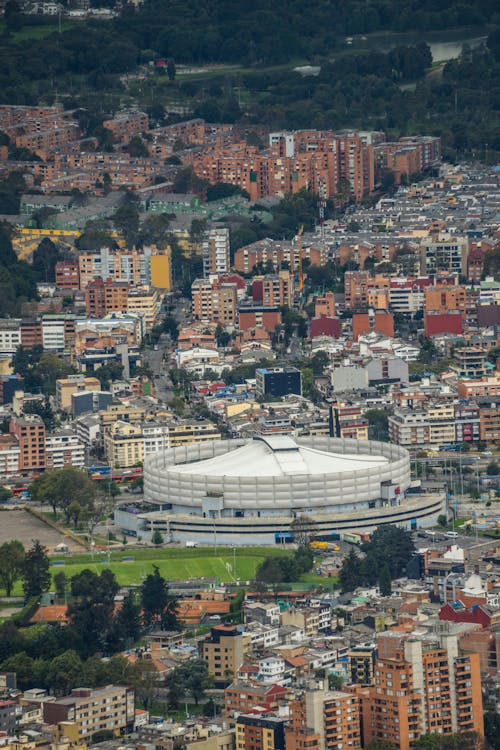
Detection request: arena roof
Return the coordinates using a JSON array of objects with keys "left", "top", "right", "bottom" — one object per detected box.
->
[{"left": 172, "top": 435, "right": 388, "bottom": 478}]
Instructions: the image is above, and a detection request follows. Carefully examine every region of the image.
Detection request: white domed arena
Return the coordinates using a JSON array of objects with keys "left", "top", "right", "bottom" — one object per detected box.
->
[{"left": 121, "top": 436, "right": 445, "bottom": 545}]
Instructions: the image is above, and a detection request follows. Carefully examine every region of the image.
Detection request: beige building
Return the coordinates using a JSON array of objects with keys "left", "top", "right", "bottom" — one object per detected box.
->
[
  {"left": 127, "top": 286, "right": 162, "bottom": 331},
  {"left": 287, "top": 686, "right": 361, "bottom": 750},
  {"left": 41, "top": 685, "right": 135, "bottom": 740},
  {"left": 104, "top": 420, "right": 144, "bottom": 468},
  {"left": 56, "top": 375, "right": 101, "bottom": 411},
  {"left": 201, "top": 625, "right": 244, "bottom": 687},
  {"left": 168, "top": 420, "right": 222, "bottom": 447}
]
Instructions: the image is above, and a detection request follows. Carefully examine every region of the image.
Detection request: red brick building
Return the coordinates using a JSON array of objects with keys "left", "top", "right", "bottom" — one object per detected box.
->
[{"left": 352, "top": 310, "right": 394, "bottom": 341}]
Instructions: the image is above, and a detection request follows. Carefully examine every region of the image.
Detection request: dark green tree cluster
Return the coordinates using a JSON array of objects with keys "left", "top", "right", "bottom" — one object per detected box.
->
[
  {"left": 12, "top": 345, "right": 75, "bottom": 395},
  {"left": 339, "top": 525, "right": 415, "bottom": 593},
  {"left": 255, "top": 546, "right": 314, "bottom": 589},
  {"left": 0, "top": 564, "right": 178, "bottom": 691},
  {"left": 0, "top": 224, "right": 38, "bottom": 316},
  {"left": 165, "top": 658, "right": 212, "bottom": 707},
  {"left": 29, "top": 467, "right": 109, "bottom": 528},
  {"left": 0, "top": 539, "right": 50, "bottom": 599}
]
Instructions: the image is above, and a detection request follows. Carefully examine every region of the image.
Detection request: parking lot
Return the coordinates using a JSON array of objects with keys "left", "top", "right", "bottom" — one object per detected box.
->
[{"left": 0, "top": 509, "right": 80, "bottom": 551}]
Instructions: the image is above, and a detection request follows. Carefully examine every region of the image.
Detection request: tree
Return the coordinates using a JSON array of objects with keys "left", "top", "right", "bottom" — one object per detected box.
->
[
  {"left": 290, "top": 515, "right": 318, "bottom": 545},
  {"left": 365, "top": 408, "right": 389, "bottom": 441},
  {"left": 1, "top": 652, "right": 36, "bottom": 690},
  {"left": 54, "top": 571, "right": 68, "bottom": 601},
  {"left": 30, "top": 467, "right": 100, "bottom": 523},
  {"left": 165, "top": 658, "right": 212, "bottom": 705},
  {"left": 486, "top": 461, "right": 499, "bottom": 476},
  {"left": 22, "top": 540, "right": 50, "bottom": 599},
  {"left": 0, "top": 540, "right": 25, "bottom": 596},
  {"left": 46, "top": 650, "right": 83, "bottom": 696},
  {"left": 113, "top": 203, "right": 140, "bottom": 245},
  {"left": 68, "top": 569, "right": 119, "bottom": 655},
  {"left": 127, "top": 136, "right": 148, "bottom": 158},
  {"left": 339, "top": 548, "right": 364, "bottom": 593},
  {"left": 437, "top": 514, "right": 448, "bottom": 528},
  {"left": 152, "top": 530, "right": 164, "bottom": 546},
  {"left": 114, "top": 591, "right": 142, "bottom": 647},
  {"left": 379, "top": 563, "right": 392, "bottom": 597},
  {"left": 255, "top": 557, "right": 284, "bottom": 594},
  {"left": 141, "top": 566, "right": 179, "bottom": 630},
  {"left": 363, "top": 525, "right": 415, "bottom": 585},
  {"left": 167, "top": 58, "right": 176, "bottom": 81}
]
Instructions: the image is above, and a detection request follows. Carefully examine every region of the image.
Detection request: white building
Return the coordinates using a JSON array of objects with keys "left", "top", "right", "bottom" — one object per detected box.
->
[
  {"left": 0, "top": 320, "right": 21, "bottom": 355},
  {"left": 202, "top": 227, "right": 230, "bottom": 277},
  {"left": 143, "top": 423, "right": 169, "bottom": 456},
  {"left": 0, "top": 436, "right": 20, "bottom": 478},
  {"left": 42, "top": 315, "right": 73, "bottom": 351},
  {"left": 45, "top": 431, "right": 85, "bottom": 469},
  {"left": 257, "top": 656, "right": 287, "bottom": 684}
]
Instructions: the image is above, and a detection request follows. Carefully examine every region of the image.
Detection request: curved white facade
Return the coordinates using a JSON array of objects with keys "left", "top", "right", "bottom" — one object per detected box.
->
[{"left": 144, "top": 435, "right": 408, "bottom": 515}]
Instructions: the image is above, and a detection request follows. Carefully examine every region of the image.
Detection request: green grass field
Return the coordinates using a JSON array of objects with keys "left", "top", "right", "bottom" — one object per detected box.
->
[
  {"left": 0, "top": 20, "right": 80, "bottom": 41},
  {"left": 49, "top": 546, "right": 288, "bottom": 587},
  {"left": 0, "top": 546, "right": 336, "bottom": 600}
]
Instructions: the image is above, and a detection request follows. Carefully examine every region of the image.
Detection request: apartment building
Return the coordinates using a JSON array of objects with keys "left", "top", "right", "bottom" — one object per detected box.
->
[
  {"left": 20, "top": 319, "right": 43, "bottom": 349},
  {"left": 389, "top": 277, "right": 431, "bottom": 313},
  {"left": 281, "top": 605, "right": 331, "bottom": 637},
  {"left": 238, "top": 305, "right": 281, "bottom": 332},
  {"left": 236, "top": 715, "right": 285, "bottom": 750},
  {"left": 41, "top": 685, "right": 135, "bottom": 740},
  {"left": 233, "top": 239, "right": 324, "bottom": 274},
  {"left": 202, "top": 227, "right": 230, "bottom": 277},
  {"left": 225, "top": 682, "right": 289, "bottom": 718},
  {"left": 330, "top": 403, "right": 370, "bottom": 441},
  {"left": 127, "top": 286, "right": 161, "bottom": 331},
  {"left": 56, "top": 375, "right": 101, "bottom": 411},
  {"left": 453, "top": 347, "right": 487, "bottom": 379},
  {"left": 167, "top": 420, "right": 222, "bottom": 447},
  {"left": 55, "top": 260, "right": 80, "bottom": 290},
  {"left": 458, "top": 375, "right": 500, "bottom": 399},
  {"left": 388, "top": 403, "right": 456, "bottom": 447},
  {"left": 286, "top": 686, "right": 361, "bottom": 750},
  {"left": 252, "top": 271, "right": 293, "bottom": 308},
  {"left": 104, "top": 421, "right": 144, "bottom": 468},
  {"left": 79, "top": 247, "right": 162, "bottom": 289},
  {"left": 359, "top": 632, "right": 483, "bottom": 750},
  {"left": 420, "top": 235, "right": 468, "bottom": 275},
  {"left": 344, "top": 271, "right": 370, "bottom": 310},
  {"left": 45, "top": 431, "right": 85, "bottom": 470},
  {"left": 424, "top": 285, "right": 467, "bottom": 321},
  {"left": 348, "top": 644, "right": 378, "bottom": 686},
  {"left": 192, "top": 278, "right": 237, "bottom": 325},
  {"left": 201, "top": 625, "right": 244, "bottom": 687},
  {"left": 85, "top": 278, "right": 130, "bottom": 318},
  {"left": 256, "top": 367, "right": 302, "bottom": 399},
  {"left": 314, "top": 291, "right": 336, "bottom": 318},
  {"left": 478, "top": 399, "right": 500, "bottom": 444},
  {"left": 0, "top": 319, "right": 21, "bottom": 356},
  {"left": 0, "top": 436, "right": 21, "bottom": 479},
  {"left": 352, "top": 310, "right": 394, "bottom": 341},
  {"left": 103, "top": 111, "right": 148, "bottom": 141},
  {"left": 10, "top": 415, "right": 46, "bottom": 472}
]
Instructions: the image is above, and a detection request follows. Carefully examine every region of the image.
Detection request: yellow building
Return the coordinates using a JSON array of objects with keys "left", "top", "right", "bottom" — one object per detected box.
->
[
  {"left": 127, "top": 286, "right": 162, "bottom": 331},
  {"left": 168, "top": 420, "right": 222, "bottom": 447},
  {"left": 99, "top": 403, "right": 148, "bottom": 428},
  {"left": 55, "top": 375, "right": 101, "bottom": 411},
  {"left": 427, "top": 403, "right": 456, "bottom": 445},
  {"left": 104, "top": 420, "right": 144, "bottom": 468},
  {"left": 150, "top": 248, "right": 172, "bottom": 291}
]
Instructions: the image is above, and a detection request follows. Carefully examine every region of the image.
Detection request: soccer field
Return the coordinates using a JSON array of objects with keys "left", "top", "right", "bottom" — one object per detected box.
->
[{"left": 49, "top": 546, "right": 288, "bottom": 586}]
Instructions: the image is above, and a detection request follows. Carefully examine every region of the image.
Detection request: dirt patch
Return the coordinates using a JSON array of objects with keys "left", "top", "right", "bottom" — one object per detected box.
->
[{"left": 0, "top": 509, "right": 81, "bottom": 552}]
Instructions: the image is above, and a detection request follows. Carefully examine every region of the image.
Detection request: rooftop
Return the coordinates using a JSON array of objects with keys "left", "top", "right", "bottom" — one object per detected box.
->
[{"left": 173, "top": 436, "right": 388, "bottom": 478}]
